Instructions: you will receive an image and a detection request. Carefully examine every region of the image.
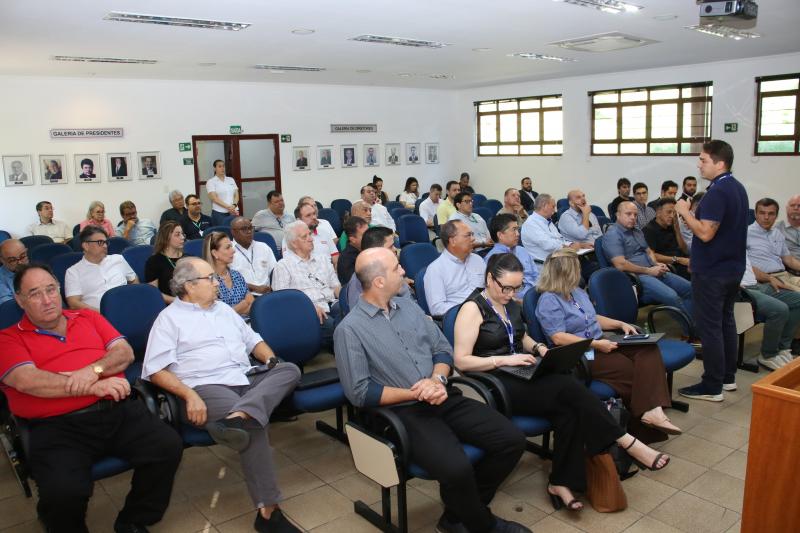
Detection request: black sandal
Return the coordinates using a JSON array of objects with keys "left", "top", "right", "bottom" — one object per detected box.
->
[
  {"left": 547, "top": 485, "right": 583, "bottom": 511},
  {"left": 624, "top": 437, "right": 670, "bottom": 471}
]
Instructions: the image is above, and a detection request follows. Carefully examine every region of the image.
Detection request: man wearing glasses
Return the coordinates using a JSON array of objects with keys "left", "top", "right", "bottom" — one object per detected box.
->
[
  {"left": 448, "top": 192, "right": 493, "bottom": 254},
  {"left": 65, "top": 227, "right": 138, "bottom": 312},
  {"left": 0, "top": 239, "right": 29, "bottom": 304},
  {"left": 180, "top": 194, "right": 212, "bottom": 240},
  {"left": 484, "top": 214, "right": 539, "bottom": 300},
  {"left": 230, "top": 217, "right": 277, "bottom": 295}
]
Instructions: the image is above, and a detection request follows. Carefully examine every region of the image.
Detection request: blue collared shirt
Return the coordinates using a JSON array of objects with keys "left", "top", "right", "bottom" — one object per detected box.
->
[
  {"left": 423, "top": 248, "right": 485, "bottom": 316},
  {"left": 536, "top": 288, "right": 604, "bottom": 342},
  {"left": 484, "top": 243, "right": 539, "bottom": 298},
  {"left": 635, "top": 203, "right": 656, "bottom": 230},
  {"left": 116, "top": 218, "right": 157, "bottom": 246},
  {"left": 558, "top": 208, "right": 602, "bottom": 244},
  {"left": 603, "top": 223, "right": 654, "bottom": 268},
  {"left": 747, "top": 222, "right": 789, "bottom": 273},
  {"left": 0, "top": 267, "right": 14, "bottom": 305},
  {"left": 449, "top": 211, "right": 491, "bottom": 247},
  {"left": 521, "top": 212, "right": 570, "bottom": 262}
]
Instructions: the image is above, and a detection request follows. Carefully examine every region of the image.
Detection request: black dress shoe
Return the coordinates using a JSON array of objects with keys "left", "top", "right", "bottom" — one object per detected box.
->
[
  {"left": 113, "top": 520, "right": 149, "bottom": 533},
  {"left": 254, "top": 509, "right": 301, "bottom": 533},
  {"left": 435, "top": 513, "right": 468, "bottom": 533},
  {"left": 491, "top": 516, "right": 532, "bottom": 533},
  {"left": 206, "top": 417, "right": 254, "bottom": 452}
]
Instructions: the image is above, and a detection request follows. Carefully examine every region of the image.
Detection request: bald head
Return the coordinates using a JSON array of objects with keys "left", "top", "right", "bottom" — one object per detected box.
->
[
  {"left": 355, "top": 248, "right": 389, "bottom": 291},
  {"left": 787, "top": 195, "right": 800, "bottom": 227},
  {"left": 1, "top": 239, "right": 28, "bottom": 273},
  {"left": 351, "top": 200, "right": 372, "bottom": 224},
  {"left": 355, "top": 247, "right": 405, "bottom": 299},
  {"left": 616, "top": 201, "right": 638, "bottom": 229}
]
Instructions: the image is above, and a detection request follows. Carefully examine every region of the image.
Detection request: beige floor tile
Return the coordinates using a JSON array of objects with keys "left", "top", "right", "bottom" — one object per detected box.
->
[
  {"left": 489, "top": 491, "right": 548, "bottom": 528},
  {"left": 300, "top": 445, "right": 356, "bottom": 483},
  {"left": 0, "top": 460, "right": 26, "bottom": 502},
  {"left": 0, "top": 521, "right": 45, "bottom": 533},
  {"left": 531, "top": 515, "right": 584, "bottom": 533},
  {"left": 711, "top": 400, "right": 753, "bottom": 429},
  {"left": 501, "top": 451, "right": 546, "bottom": 488},
  {"left": 190, "top": 482, "right": 257, "bottom": 525},
  {"left": 309, "top": 511, "right": 382, "bottom": 533},
  {"left": 278, "top": 432, "right": 342, "bottom": 463},
  {"left": 659, "top": 407, "right": 708, "bottom": 434},
  {"left": 281, "top": 485, "right": 355, "bottom": 530},
  {"left": 502, "top": 469, "right": 551, "bottom": 513},
  {"left": 276, "top": 463, "right": 326, "bottom": 500},
  {"left": 0, "top": 494, "right": 39, "bottom": 529},
  {"left": 724, "top": 520, "right": 741, "bottom": 533},
  {"left": 215, "top": 511, "right": 259, "bottom": 533},
  {"left": 407, "top": 477, "right": 441, "bottom": 502},
  {"left": 711, "top": 451, "right": 748, "bottom": 481},
  {"left": 683, "top": 470, "right": 745, "bottom": 513},
  {"left": 623, "top": 516, "right": 683, "bottom": 533},
  {"left": 150, "top": 497, "right": 216, "bottom": 533},
  {"left": 84, "top": 487, "right": 121, "bottom": 532},
  {"left": 687, "top": 419, "right": 749, "bottom": 450},
  {"left": 675, "top": 396, "right": 728, "bottom": 417},
  {"left": 367, "top": 486, "right": 442, "bottom": 533},
  {"left": 659, "top": 434, "right": 735, "bottom": 468},
  {"left": 675, "top": 359, "right": 705, "bottom": 378},
  {"left": 555, "top": 503, "right": 642, "bottom": 533},
  {"left": 172, "top": 455, "right": 245, "bottom": 499},
  {"left": 649, "top": 492, "right": 740, "bottom": 533},
  {"left": 640, "top": 456, "right": 708, "bottom": 490},
  {"left": 330, "top": 473, "right": 383, "bottom": 505},
  {"left": 620, "top": 474, "right": 677, "bottom": 514}
]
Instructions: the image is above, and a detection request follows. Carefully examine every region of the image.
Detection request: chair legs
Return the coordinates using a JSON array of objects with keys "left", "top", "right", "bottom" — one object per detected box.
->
[
  {"left": 667, "top": 372, "right": 689, "bottom": 413},
  {"left": 354, "top": 483, "right": 407, "bottom": 533},
  {"left": 525, "top": 431, "right": 553, "bottom": 459},
  {"left": 736, "top": 332, "right": 759, "bottom": 373},
  {"left": 0, "top": 419, "right": 32, "bottom": 497},
  {"left": 314, "top": 405, "right": 350, "bottom": 445}
]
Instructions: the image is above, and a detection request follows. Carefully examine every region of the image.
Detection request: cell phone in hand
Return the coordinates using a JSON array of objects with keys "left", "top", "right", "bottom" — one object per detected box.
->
[{"left": 623, "top": 334, "right": 650, "bottom": 340}]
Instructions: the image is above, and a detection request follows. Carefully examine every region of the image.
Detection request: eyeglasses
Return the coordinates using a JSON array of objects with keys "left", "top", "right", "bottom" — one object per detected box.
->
[
  {"left": 188, "top": 202, "right": 202, "bottom": 206},
  {"left": 22, "top": 284, "right": 60, "bottom": 301},
  {"left": 503, "top": 226, "right": 521, "bottom": 233},
  {"left": 189, "top": 274, "right": 217, "bottom": 283},
  {"left": 495, "top": 281, "right": 523, "bottom": 295},
  {"left": 86, "top": 240, "right": 108, "bottom": 246},
  {"left": 460, "top": 199, "right": 474, "bottom": 204},
  {"left": 3, "top": 251, "right": 28, "bottom": 266}
]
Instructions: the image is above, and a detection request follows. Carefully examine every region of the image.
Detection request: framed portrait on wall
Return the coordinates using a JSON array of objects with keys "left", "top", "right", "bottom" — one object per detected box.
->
[
  {"left": 341, "top": 145, "right": 357, "bottom": 168},
  {"left": 363, "top": 144, "right": 379, "bottom": 167},
  {"left": 2, "top": 155, "right": 34, "bottom": 187},
  {"left": 317, "top": 145, "right": 334, "bottom": 169},
  {"left": 107, "top": 152, "right": 132, "bottom": 182},
  {"left": 138, "top": 151, "right": 161, "bottom": 179},
  {"left": 385, "top": 143, "right": 401, "bottom": 166},
  {"left": 425, "top": 143, "right": 440, "bottom": 164},
  {"left": 406, "top": 143, "right": 421, "bottom": 165},
  {"left": 39, "top": 155, "right": 67, "bottom": 185},
  {"left": 293, "top": 146, "right": 311, "bottom": 171},
  {"left": 74, "top": 154, "right": 101, "bottom": 184}
]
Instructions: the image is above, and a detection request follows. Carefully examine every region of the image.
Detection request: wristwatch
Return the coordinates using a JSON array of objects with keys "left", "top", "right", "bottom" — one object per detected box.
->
[
  {"left": 434, "top": 374, "right": 448, "bottom": 386},
  {"left": 671, "top": 256, "right": 677, "bottom": 264},
  {"left": 92, "top": 365, "right": 104, "bottom": 377}
]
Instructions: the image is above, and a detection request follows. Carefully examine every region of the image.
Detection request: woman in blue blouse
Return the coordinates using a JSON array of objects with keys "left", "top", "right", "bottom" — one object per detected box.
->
[
  {"left": 535, "top": 249, "right": 681, "bottom": 437},
  {"left": 203, "top": 231, "right": 253, "bottom": 316}
]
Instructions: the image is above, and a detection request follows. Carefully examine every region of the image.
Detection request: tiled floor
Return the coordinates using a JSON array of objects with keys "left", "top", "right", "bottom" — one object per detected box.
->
[{"left": 0, "top": 329, "right": 770, "bottom": 532}]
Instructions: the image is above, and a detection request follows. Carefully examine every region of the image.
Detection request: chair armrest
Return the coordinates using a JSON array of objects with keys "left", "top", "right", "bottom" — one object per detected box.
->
[
  {"left": 462, "top": 372, "right": 511, "bottom": 416},
  {"left": 646, "top": 305, "right": 695, "bottom": 337},
  {"left": 131, "top": 379, "right": 160, "bottom": 417},
  {"left": 449, "top": 375, "right": 496, "bottom": 410},
  {"left": 358, "top": 406, "right": 412, "bottom": 467}
]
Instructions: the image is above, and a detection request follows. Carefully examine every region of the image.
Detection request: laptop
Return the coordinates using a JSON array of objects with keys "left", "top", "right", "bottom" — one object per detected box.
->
[
  {"left": 606, "top": 332, "right": 664, "bottom": 345},
  {"left": 496, "top": 338, "right": 593, "bottom": 381}
]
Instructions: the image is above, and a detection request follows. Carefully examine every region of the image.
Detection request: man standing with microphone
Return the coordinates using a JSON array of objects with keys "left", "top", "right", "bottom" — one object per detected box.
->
[{"left": 675, "top": 140, "right": 749, "bottom": 401}]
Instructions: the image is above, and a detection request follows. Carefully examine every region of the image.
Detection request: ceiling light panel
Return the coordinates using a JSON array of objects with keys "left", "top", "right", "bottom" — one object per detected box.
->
[
  {"left": 104, "top": 12, "right": 250, "bottom": 31},
  {"left": 52, "top": 55, "right": 157, "bottom": 64},
  {"left": 553, "top": 0, "right": 642, "bottom": 14},
  {"left": 685, "top": 24, "right": 761, "bottom": 40},
  {"left": 349, "top": 35, "right": 449, "bottom": 48},
  {"left": 550, "top": 32, "right": 658, "bottom": 52},
  {"left": 253, "top": 65, "right": 326, "bottom": 72},
  {"left": 508, "top": 53, "right": 577, "bottom": 62}
]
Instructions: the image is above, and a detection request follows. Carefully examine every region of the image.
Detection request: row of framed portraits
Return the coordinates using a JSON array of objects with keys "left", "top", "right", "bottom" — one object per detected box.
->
[
  {"left": 292, "top": 142, "right": 439, "bottom": 171},
  {"left": 1, "top": 152, "right": 162, "bottom": 187}
]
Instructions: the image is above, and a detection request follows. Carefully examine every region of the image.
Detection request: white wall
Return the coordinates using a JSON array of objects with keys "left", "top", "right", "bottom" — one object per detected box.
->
[
  {"left": 453, "top": 52, "right": 800, "bottom": 210},
  {"left": 0, "top": 77, "right": 458, "bottom": 237}
]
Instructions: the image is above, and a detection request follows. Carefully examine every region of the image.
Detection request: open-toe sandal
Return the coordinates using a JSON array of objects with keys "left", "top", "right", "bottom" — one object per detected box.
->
[{"left": 623, "top": 437, "right": 670, "bottom": 471}]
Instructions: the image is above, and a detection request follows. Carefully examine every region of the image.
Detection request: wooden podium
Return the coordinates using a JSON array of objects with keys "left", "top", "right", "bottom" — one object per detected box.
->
[{"left": 742, "top": 357, "right": 800, "bottom": 532}]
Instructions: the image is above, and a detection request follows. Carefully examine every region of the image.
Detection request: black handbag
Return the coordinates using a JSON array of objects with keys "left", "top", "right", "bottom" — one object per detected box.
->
[{"left": 603, "top": 398, "right": 638, "bottom": 480}]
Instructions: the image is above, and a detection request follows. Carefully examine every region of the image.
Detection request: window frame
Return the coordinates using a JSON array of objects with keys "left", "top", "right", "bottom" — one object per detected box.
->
[
  {"left": 589, "top": 81, "right": 713, "bottom": 156},
  {"left": 474, "top": 94, "right": 564, "bottom": 157},
  {"left": 754, "top": 73, "right": 800, "bottom": 156}
]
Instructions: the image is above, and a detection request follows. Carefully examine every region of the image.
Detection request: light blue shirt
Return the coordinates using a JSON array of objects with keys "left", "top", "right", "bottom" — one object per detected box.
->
[
  {"left": 535, "top": 289, "right": 604, "bottom": 342},
  {"left": 603, "top": 223, "right": 654, "bottom": 268},
  {"left": 558, "top": 208, "right": 602, "bottom": 244},
  {"left": 521, "top": 212, "right": 570, "bottom": 262},
  {"left": 0, "top": 267, "right": 14, "bottom": 305},
  {"left": 484, "top": 244, "right": 539, "bottom": 298},
  {"left": 423, "top": 248, "right": 485, "bottom": 316},
  {"left": 449, "top": 211, "right": 491, "bottom": 248},
  {"left": 117, "top": 218, "right": 157, "bottom": 246},
  {"left": 747, "top": 222, "right": 789, "bottom": 273}
]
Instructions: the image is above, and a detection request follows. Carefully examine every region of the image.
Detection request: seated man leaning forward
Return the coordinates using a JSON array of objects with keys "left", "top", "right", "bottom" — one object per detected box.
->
[
  {"left": 142, "top": 257, "right": 302, "bottom": 533},
  {"left": 334, "top": 247, "right": 530, "bottom": 533},
  {"left": 0, "top": 263, "right": 183, "bottom": 533}
]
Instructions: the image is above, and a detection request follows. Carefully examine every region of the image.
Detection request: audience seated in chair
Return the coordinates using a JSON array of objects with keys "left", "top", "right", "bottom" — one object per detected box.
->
[
  {"left": 536, "top": 249, "right": 682, "bottom": 440},
  {"left": 484, "top": 214, "right": 539, "bottom": 300},
  {"left": 66, "top": 227, "right": 138, "bottom": 312},
  {"left": 372, "top": 175, "right": 389, "bottom": 206},
  {"left": 116, "top": 201, "right": 157, "bottom": 247},
  {"left": 337, "top": 216, "right": 368, "bottom": 285},
  {"left": 519, "top": 177, "right": 538, "bottom": 213},
  {"left": 361, "top": 183, "right": 395, "bottom": 231},
  {"left": 424, "top": 220, "right": 485, "bottom": 317},
  {"left": 0, "top": 263, "right": 182, "bottom": 533},
  {"left": 558, "top": 189, "right": 603, "bottom": 246},
  {"left": 345, "top": 226, "right": 413, "bottom": 305},
  {"left": 145, "top": 221, "right": 186, "bottom": 304},
  {"left": 459, "top": 172, "right": 475, "bottom": 196},
  {"left": 79, "top": 200, "right": 116, "bottom": 237},
  {"left": 632, "top": 183, "right": 656, "bottom": 230},
  {"left": 180, "top": 194, "right": 212, "bottom": 241},
  {"left": 338, "top": 200, "right": 374, "bottom": 250},
  {"left": 418, "top": 183, "right": 442, "bottom": 228},
  {"left": 272, "top": 221, "right": 341, "bottom": 351},
  {"left": 252, "top": 191, "right": 295, "bottom": 246},
  {"left": 159, "top": 190, "right": 186, "bottom": 225},
  {"left": 398, "top": 177, "right": 419, "bottom": 209},
  {"left": 497, "top": 187, "right": 528, "bottom": 224},
  {"left": 747, "top": 197, "right": 800, "bottom": 291},
  {"left": 647, "top": 180, "right": 679, "bottom": 209},
  {"left": 335, "top": 247, "right": 531, "bottom": 533},
  {"left": 202, "top": 231, "right": 253, "bottom": 317},
  {"left": 436, "top": 181, "right": 461, "bottom": 229},
  {"left": 608, "top": 178, "right": 634, "bottom": 223},
  {"left": 142, "top": 257, "right": 301, "bottom": 533},
  {"left": 521, "top": 194, "right": 593, "bottom": 263},
  {"left": 0, "top": 239, "right": 29, "bottom": 305},
  {"left": 448, "top": 192, "right": 493, "bottom": 253},
  {"left": 454, "top": 253, "right": 670, "bottom": 511},
  {"left": 288, "top": 201, "right": 340, "bottom": 269},
  {"left": 28, "top": 201, "right": 72, "bottom": 244},
  {"left": 777, "top": 195, "right": 800, "bottom": 261},
  {"left": 642, "top": 198, "right": 691, "bottom": 280},
  {"left": 230, "top": 217, "right": 276, "bottom": 296}
]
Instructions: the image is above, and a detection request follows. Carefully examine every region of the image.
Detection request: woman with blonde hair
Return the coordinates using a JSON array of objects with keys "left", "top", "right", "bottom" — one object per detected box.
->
[
  {"left": 145, "top": 221, "right": 185, "bottom": 303},
  {"left": 202, "top": 231, "right": 253, "bottom": 316},
  {"left": 78, "top": 200, "right": 115, "bottom": 237},
  {"left": 535, "top": 248, "right": 681, "bottom": 437}
]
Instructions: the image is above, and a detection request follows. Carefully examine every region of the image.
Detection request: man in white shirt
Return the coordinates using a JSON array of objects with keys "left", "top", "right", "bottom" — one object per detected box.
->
[
  {"left": 142, "top": 257, "right": 302, "bottom": 533},
  {"left": 230, "top": 217, "right": 276, "bottom": 295},
  {"left": 748, "top": 197, "right": 800, "bottom": 291},
  {"left": 558, "top": 189, "right": 602, "bottom": 245},
  {"left": 65, "top": 227, "right": 138, "bottom": 311},
  {"left": 777, "top": 195, "right": 800, "bottom": 260},
  {"left": 116, "top": 201, "right": 157, "bottom": 246},
  {"left": 361, "top": 183, "right": 396, "bottom": 231},
  {"left": 28, "top": 201, "right": 72, "bottom": 243},
  {"left": 272, "top": 221, "right": 341, "bottom": 350},
  {"left": 521, "top": 194, "right": 590, "bottom": 262},
  {"left": 448, "top": 192, "right": 492, "bottom": 253},
  {"left": 423, "top": 220, "right": 485, "bottom": 317},
  {"left": 252, "top": 191, "right": 295, "bottom": 245},
  {"left": 283, "top": 202, "right": 339, "bottom": 268},
  {"left": 418, "top": 184, "right": 442, "bottom": 228}
]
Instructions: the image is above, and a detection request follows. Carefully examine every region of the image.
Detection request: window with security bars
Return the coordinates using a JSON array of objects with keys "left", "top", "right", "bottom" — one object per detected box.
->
[
  {"left": 590, "top": 82, "right": 712, "bottom": 156},
  {"left": 755, "top": 74, "right": 799, "bottom": 155},
  {"left": 475, "top": 95, "right": 563, "bottom": 156}
]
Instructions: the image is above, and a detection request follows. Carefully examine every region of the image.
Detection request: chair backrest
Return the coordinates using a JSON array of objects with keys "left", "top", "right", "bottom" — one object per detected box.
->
[
  {"left": 100, "top": 284, "right": 165, "bottom": 356},
  {"left": 318, "top": 208, "right": 342, "bottom": 236},
  {"left": 220, "top": 215, "right": 235, "bottom": 227},
  {"left": 389, "top": 208, "right": 412, "bottom": 224},
  {"left": 315, "top": 200, "right": 324, "bottom": 212},
  {"left": 594, "top": 236, "right": 611, "bottom": 268},
  {"left": 72, "top": 224, "right": 81, "bottom": 237},
  {"left": 121, "top": 245, "right": 154, "bottom": 281},
  {"left": 399, "top": 243, "right": 439, "bottom": 281},
  {"left": 432, "top": 214, "right": 441, "bottom": 237},
  {"left": 521, "top": 289, "right": 548, "bottom": 343},
  {"left": 484, "top": 199, "right": 503, "bottom": 216},
  {"left": 20, "top": 235, "right": 53, "bottom": 251},
  {"left": 397, "top": 214, "right": 430, "bottom": 246},
  {"left": 414, "top": 197, "right": 425, "bottom": 214},
  {"left": 384, "top": 201, "right": 403, "bottom": 213},
  {"left": 556, "top": 198, "right": 569, "bottom": 211},
  {"left": 50, "top": 252, "right": 83, "bottom": 300},
  {"left": 587, "top": 267, "right": 638, "bottom": 324},
  {"left": 204, "top": 226, "right": 231, "bottom": 237},
  {"left": 253, "top": 232, "right": 281, "bottom": 260},
  {"left": 474, "top": 207, "right": 494, "bottom": 226},
  {"left": 596, "top": 216, "right": 612, "bottom": 230},
  {"left": 590, "top": 205, "right": 607, "bottom": 219},
  {"left": 107, "top": 236, "right": 131, "bottom": 255},
  {"left": 183, "top": 239, "right": 204, "bottom": 257},
  {"left": 0, "top": 300, "right": 24, "bottom": 330},
  {"left": 747, "top": 208, "right": 755, "bottom": 225},
  {"left": 442, "top": 305, "right": 460, "bottom": 347},
  {"left": 607, "top": 202, "right": 618, "bottom": 223},
  {"left": 414, "top": 266, "right": 431, "bottom": 315},
  {"left": 0, "top": 230, "right": 10, "bottom": 243},
  {"left": 29, "top": 243, "right": 72, "bottom": 265},
  {"left": 330, "top": 199, "right": 352, "bottom": 220},
  {"left": 472, "top": 194, "right": 487, "bottom": 207},
  {"left": 250, "top": 289, "right": 322, "bottom": 366}
]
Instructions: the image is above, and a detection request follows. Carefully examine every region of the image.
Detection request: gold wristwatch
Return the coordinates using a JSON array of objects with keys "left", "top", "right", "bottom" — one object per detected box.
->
[{"left": 92, "top": 365, "right": 104, "bottom": 377}]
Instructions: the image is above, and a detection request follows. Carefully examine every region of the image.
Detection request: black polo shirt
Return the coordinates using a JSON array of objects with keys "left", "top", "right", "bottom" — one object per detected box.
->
[
  {"left": 643, "top": 219, "right": 686, "bottom": 258},
  {"left": 337, "top": 244, "right": 360, "bottom": 285}
]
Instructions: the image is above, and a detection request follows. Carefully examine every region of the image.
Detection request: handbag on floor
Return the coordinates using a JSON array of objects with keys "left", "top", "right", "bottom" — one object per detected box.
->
[
  {"left": 584, "top": 452, "right": 628, "bottom": 513},
  {"left": 604, "top": 398, "right": 637, "bottom": 480}
]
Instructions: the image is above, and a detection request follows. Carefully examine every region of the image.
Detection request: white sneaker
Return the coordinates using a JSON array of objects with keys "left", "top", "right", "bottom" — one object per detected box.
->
[
  {"left": 777, "top": 350, "right": 795, "bottom": 364},
  {"left": 758, "top": 355, "right": 786, "bottom": 371},
  {"left": 722, "top": 382, "right": 738, "bottom": 391}
]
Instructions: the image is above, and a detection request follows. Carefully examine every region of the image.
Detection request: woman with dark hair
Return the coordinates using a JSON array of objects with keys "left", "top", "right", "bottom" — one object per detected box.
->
[
  {"left": 398, "top": 177, "right": 419, "bottom": 209},
  {"left": 202, "top": 231, "right": 253, "bottom": 316},
  {"left": 206, "top": 159, "right": 239, "bottom": 226},
  {"left": 454, "top": 253, "right": 670, "bottom": 511},
  {"left": 144, "top": 221, "right": 185, "bottom": 303},
  {"left": 372, "top": 175, "right": 388, "bottom": 205}
]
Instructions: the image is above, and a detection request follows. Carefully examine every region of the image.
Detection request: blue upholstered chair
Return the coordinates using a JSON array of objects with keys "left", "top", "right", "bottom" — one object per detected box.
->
[
  {"left": 183, "top": 239, "right": 204, "bottom": 257},
  {"left": 471, "top": 193, "right": 487, "bottom": 207},
  {"left": 0, "top": 230, "right": 11, "bottom": 243},
  {"left": 396, "top": 215, "right": 429, "bottom": 246},
  {"left": 106, "top": 236, "right": 131, "bottom": 255},
  {"left": 413, "top": 266, "right": 431, "bottom": 315},
  {"left": 384, "top": 201, "right": 403, "bottom": 213},
  {"left": 204, "top": 226, "right": 231, "bottom": 238},
  {"left": 390, "top": 207, "right": 413, "bottom": 223},
  {"left": 473, "top": 207, "right": 494, "bottom": 228},
  {"left": 399, "top": 243, "right": 439, "bottom": 281},
  {"left": 121, "top": 245, "right": 154, "bottom": 281},
  {"left": 29, "top": 243, "right": 72, "bottom": 265},
  {"left": 330, "top": 199, "right": 352, "bottom": 221},
  {"left": 50, "top": 252, "right": 83, "bottom": 302},
  {"left": 483, "top": 199, "right": 503, "bottom": 216},
  {"left": 591, "top": 205, "right": 607, "bottom": 219},
  {"left": 253, "top": 231, "right": 281, "bottom": 260},
  {"left": 318, "top": 208, "right": 342, "bottom": 236},
  {"left": 19, "top": 235, "right": 53, "bottom": 251},
  {"left": 0, "top": 300, "right": 23, "bottom": 329}
]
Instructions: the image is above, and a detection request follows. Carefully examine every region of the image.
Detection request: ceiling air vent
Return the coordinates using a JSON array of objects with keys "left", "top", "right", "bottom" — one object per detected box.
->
[
  {"left": 104, "top": 12, "right": 250, "bottom": 31},
  {"left": 253, "top": 65, "right": 326, "bottom": 72},
  {"left": 349, "top": 35, "right": 449, "bottom": 49},
  {"left": 549, "top": 31, "right": 658, "bottom": 52},
  {"left": 52, "top": 56, "right": 157, "bottom": 64}
]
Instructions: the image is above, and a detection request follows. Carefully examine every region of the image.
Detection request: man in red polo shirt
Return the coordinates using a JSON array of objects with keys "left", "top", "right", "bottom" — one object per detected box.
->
[{"left": 0, "top": 264, "right": 182, "bottom": 533}]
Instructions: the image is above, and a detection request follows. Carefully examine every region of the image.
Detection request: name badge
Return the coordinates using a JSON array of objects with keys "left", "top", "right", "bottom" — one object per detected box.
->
[{"left": 584, "top": 349, "right": 595, "bottom": 361}]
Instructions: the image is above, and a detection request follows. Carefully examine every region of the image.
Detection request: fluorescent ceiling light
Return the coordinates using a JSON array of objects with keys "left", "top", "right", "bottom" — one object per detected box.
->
[
  {"left": 550, "top": 32, "right": 657, "bottom": 52},
  {"left": 349, "top": 35, "right": 449, "bottom": 48},
  {"left": 508, "top": 52, "right": 577, "bottom": 62},
  {"left": 291, "top": 29, "right": 315, "bottom": 35},
  {"left": 52, "top": 55, "right": 157, "bottom": 64},
  {"left": 686, "top": 24, "right": 761, "bottom": 40},
  {"left": 553, "top": 0, "right": 642, "bottom": 14},
  {"left": 104, "top": 12, "right": 250, "bottom": 31},
  {"left": 428, "top": 74, "right": 452, "bottom": 79},
  {"left": 253, "top": 64, "right": 326, "bottom": 72}
]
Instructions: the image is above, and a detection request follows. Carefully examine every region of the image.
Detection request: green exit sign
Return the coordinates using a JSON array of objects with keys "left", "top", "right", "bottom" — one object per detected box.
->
[
  {"left": 724, "top": 123, "right": 738, "bottom": 133},
  {"left": 183, "top": 158, "right": 194, "bottom": 165},
  {"left": 178, "top": 142, "right": 191, "bottom": 152},
  {"left": 280, "top": 134, "right": 292, "bottom": 143},
  {"left": 230, "top": 125, "right": 242, "bottom": 134}
]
